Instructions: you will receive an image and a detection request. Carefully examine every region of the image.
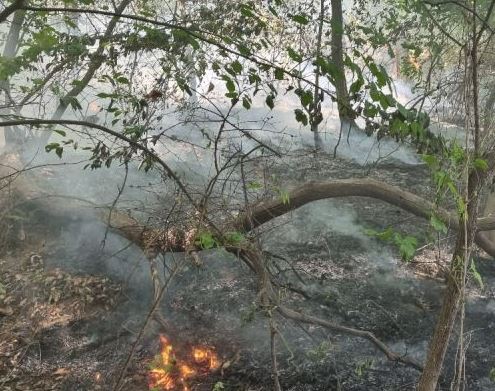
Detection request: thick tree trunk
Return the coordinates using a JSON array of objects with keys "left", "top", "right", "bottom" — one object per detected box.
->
[
  {"left": 417, "top": 173, "right": 480, "bottom": 390},
  {"left": 417, "top": 277, "right": 461, "bottom": 389},
  {"left": 481, "top": 187, "right": 495, "bottom": 245},
  {"left": 311, "top": 0, "right": 325, "bottom": 151},
  {"left": 481, "top": 84, "right": 495, "bottom": 245},
  {"left": 330, "top": 0, "right": 355, "bottom": 127},
  {"left": 1, "top": 9, "right": 25, "bottom": 149},
  {"left": 418, "top": 9, "right": 492, "bottom": 385}
]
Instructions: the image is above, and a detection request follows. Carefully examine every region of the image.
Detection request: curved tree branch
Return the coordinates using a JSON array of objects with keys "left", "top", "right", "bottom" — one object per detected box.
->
[
  {"left": 0, "top": 0, "right": 24, "bottom": 24},
  {"left": 0, "top": 153, "right": 473, "bottom": 372},
  {"left": 277, "top": 305, "right": 423, "bottom": 370},
  {"left": 225, "top": 246, "right": 424, "bottom": 371},
  {"left": 234, "top": 178, "right": 495, "bottom": 257}
]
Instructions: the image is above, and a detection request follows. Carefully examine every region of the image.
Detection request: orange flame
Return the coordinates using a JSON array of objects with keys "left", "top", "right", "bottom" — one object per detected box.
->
[
  {"left": 149, "top": 369, "right": 175, "bottom": 390},
  {"left": 148, "top": 335, "right": 219, "bottom": 391},
  {"left": 192, "top": 347, "right": 219, "bottom": 370},
  {"left": 179, "top": 364, "right": 195, "bottom": 379}
]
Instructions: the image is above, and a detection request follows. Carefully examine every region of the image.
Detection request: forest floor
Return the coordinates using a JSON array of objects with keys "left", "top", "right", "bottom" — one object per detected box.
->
[{"left": 0, "top": 149, "right": 494, "bottom": 390}]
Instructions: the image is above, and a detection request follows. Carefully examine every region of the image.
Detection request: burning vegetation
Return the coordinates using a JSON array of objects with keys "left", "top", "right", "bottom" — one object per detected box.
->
[{"left": 148, "top": 335, "right": 220, "bottom": 391}]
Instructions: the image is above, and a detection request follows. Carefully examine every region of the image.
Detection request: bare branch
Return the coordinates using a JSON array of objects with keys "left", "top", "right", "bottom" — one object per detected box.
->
[
  {"left": 234, "top": 178, "right": 495, "bottom": 257},
  {"left": 0, "top": 118, "right": 196, "bottom": 206},
  {"left": 277, "top": 305, "right": 423, "bottom": 371},
  {"left": 0, "top": 0, "right": 24, "bottom": 24}
]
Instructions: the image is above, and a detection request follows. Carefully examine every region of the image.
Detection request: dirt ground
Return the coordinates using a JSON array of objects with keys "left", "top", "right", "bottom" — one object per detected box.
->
[{"left": 1, "top": 151, "right": 494, "bottom": 390}]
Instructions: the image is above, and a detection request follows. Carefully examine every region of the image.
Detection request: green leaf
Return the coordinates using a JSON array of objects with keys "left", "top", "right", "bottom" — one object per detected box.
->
[
  {"left": 473, "top": 158, "right": 488, "bottom": 171},
  {"left": 116, "top": 76, "right": 130, "bottom": 84},
  {"left": 279, "top": 189, "right": 290, "bottom": 205},
  {"left": 268, "top": 6, "right": 279, "bottom": 16},
  {"left": 247, "top": 181, "right": 262, "bottom": 190},
  {"left": 240, "top": 4, "right": 255, "bottom": 18},
  {"left": 225, "top": 231, "right": 245, "bottom": 245},
  {"left": 287, "top": 47, "right": 302, "bottom": 62},
  {"left": 470, "top": 260, "right": 484, "bottom": 290},
  {"left": 0, "top": 56, "right": 21, "bottom": 81},
  {"left": 231, "top": 60, "right": 243, "bottom": 74},
  {"left": 172, "top": 29, "right": 199, "bottom": 50},
  {"left": 422, "top": 154, "right": 438, "bottom": 168},
  {"left": 292, "top": 14, "right": 309, "bottom": 25},
  {"left": 237, "top": 44, "right": 251, "bottom": 56},
  {"left": 364, "top": 228, "right": 379, "bottom": 237},
  {"left": 45, "top": 142, "right": 63, "bottom": 158},
  {"left": 195, "top": 232, "right": 217, "bottom": 250},
  {"left": 363, "top": 101, "right": 378, "bottom": 117},
  {"left": 242, "top": 96, "right": 251, "bottom": 109},
  {"left": 430, "top": 215, "right": 447, "bottom": 234},
  {"left": 367, "top": 227, "right": 417, "bottom": 261},
  {"left": 32, "top": 27, "right": 58, "bottom": 51},
  {"left": 53, "top": 129, "right": 66, "bottom": 137},
  {"left": 266, "top": 94, "right": 275, "bottom": 110},
  {"left": 55, "top": 147, "right": 63, "bottom": 158},
  {"left": 349, "top": 77, "right": 364, "bottom": 94},
  {"left": 213, "top": 382, "right": 225, "bottom": 391},
  {"left": 396, "top": 234, "right": 417, "bottom": 262},
  {"left": 369, "top": 85, "right": 381, "bottom": 102},
  {"left": 96, "top": 92, "right": 119, "bottom": 99},
  {"left": 222, "top": 75, "right": 236, "bottom": 94},
  {"left": 410, "top": 121, "right": 424, "bottom": 138},
  {"left": 274, "top": 67, "right": 284, "bottom": 80},
  {"left": 66, "top": 42, "right": 86, "bottom": 57},
  {"left": 314, "top": 57, "right": 342, "bottom": 81},
  {"left": 63, "top": 96, "right": 83, "bottom": 110},
  {"left": 375, "top": 227, "right": 394, "bottom": 241},
  {"left": 368, "top": 62, "right": 388, "bottom": 87},
  {"left": 299, "top": 90, "right": 313, "bottom": 107},
  {"left": 294, "top": 109, "right": 308, "bottom": 126}
]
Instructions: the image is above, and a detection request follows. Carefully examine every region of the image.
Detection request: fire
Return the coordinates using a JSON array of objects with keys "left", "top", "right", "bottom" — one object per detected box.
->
[
  {"left": 148, "top": 335, "right": 220, "bottom": 391},
  {"left": 149, "top": 369, "right": 175, "bottom": 390},
  {"left": 179, "top": 364, "right": 195, "bottom": 379},
  {"left": 192, "top": 347, "right": 219, "bottom": 370},
  {"left": 159, "top": 335, "right": 173, "bottom": 365}
]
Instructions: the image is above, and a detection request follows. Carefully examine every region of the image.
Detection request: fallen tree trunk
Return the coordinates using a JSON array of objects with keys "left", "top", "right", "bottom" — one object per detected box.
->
[
  {"left": 3, "top": 152, "right": 495, "bottom": 257},
  {"left": 5, "top": 153, "right": 490, "bottom": 375},
  {"left": 235, "top": 178, "right": 495, "bottom": 257}
]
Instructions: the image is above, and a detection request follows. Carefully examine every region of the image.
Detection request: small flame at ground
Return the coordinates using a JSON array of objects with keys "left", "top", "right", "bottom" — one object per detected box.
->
[
  {"left": 192, "top": 347, "right": 219, "bottom": 370},
  {"left": 148, "top": 335, "right": 220, "bottom": 391}
]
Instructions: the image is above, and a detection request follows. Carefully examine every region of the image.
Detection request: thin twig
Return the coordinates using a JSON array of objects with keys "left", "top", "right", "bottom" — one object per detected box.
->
[{"left": 112, "top": 259, "right": 183, "bottom": 391}]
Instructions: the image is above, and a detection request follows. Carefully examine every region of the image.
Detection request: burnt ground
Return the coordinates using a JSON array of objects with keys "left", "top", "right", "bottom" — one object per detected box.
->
[{"left": 1, "top": 150, "right": 495, "bottom": 390}]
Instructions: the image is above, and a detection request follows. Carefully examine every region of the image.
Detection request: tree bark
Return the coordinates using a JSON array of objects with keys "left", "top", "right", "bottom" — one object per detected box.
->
[
  {"left": 234, "top": 178, "right": 495, "bottom": 257},
  {"left": 417, "top": 172, "right": 481, "bottom": 390},
  {"left": 4, "top": 152, "right": 493, "bottom": 379},
  {"left": 0, "top": 0, "right": 24, "bottom": 24},
  {"left": 3, "top": 149, "right": 495, "bottom": 258},
  {"left": 311, "top": 0, "right": 325, "bottom": 151},
  {"left": 417, "top": 4, "right": 494, "bottom": 386},
  {"left": 1, "top": 8, "right": 25, "bottom": 148},
  {"left": 330, "top": 0, "right": 355, "bottom": 127}
]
